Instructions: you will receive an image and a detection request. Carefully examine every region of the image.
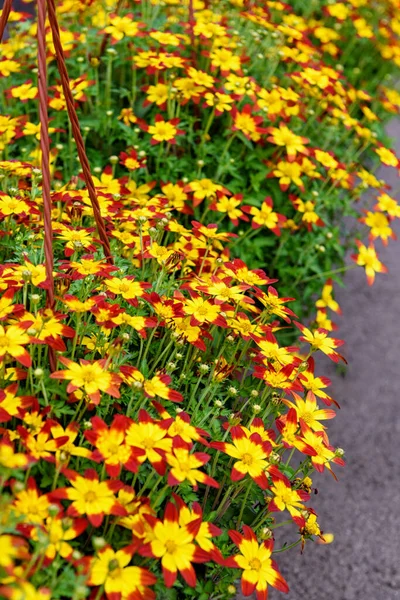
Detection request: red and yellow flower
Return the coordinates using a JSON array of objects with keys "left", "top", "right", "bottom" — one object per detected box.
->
[
  {"left": 140, "top": 502, "right": 209, "bottom": 587},
  {"left": 50, "top": 358, "right": 122, "bottom": 404},
  {"left": 225, "top": 526, "right": 289, "bottom": 599},
  {"left": 89, "top": 544, "right": 157, "bottom": 600},
  {"left": 51, "top": 468, "right": 126, "bottom": 527},
  {"left": 212, "top": 426, "right": 277, "bottom": 489}
]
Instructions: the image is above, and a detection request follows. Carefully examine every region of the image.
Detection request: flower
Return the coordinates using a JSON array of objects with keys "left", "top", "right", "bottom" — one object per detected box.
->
[
  {"left": 165, "top": 440, "right": 218, "bottom": 489},
  {"left": 295, "top": 322, "right": 346, "bottom": 363},
  {"left": 85, "top": 415, "right": 144, "bottom": 477},
  {"left": 266, "top": 124, "right": 309, "bottom": 160},
  {"left": 0, "top": 323, "right": 32, "bottom": 368},
  {"left": 351, "top": 241, "right": 388, "bottom": 285},
  {"left": 225, "top": 526, "right": 289, "bottom": 599},
  {"left": 232, "top": 104, "right": 267, "bottom": 142},
  {"left": 89, "top": 544, "right": 156, "bottom": 599},
  {"left": 51, "top": 468, "right": 126, "bottom": 527},
  {"left": 103, "top": 14, "right": 143, "bottom": 42},
  {"left": 125, "top": 409, "right": 173, "bottom": 475},
  {"left": 140, "top": 502, "right": 209, "bottom": 587},
  {"left": 211, "top": 426, "right": 277, "bottom": 489},
  {"left": 244, "top": 197, "right": 286, "bottom": 235},
  {"left": 268, "top": 475, "right": 310, "bottom": 526},
  {"left": 50, "top": 358, "right": 122, "bottom": 404},
  {"left": 283, "top": 391, "right": 336, "bottom": 432},
  {"left": 142, "top": 114, "right": 184, "bottom": 145}
]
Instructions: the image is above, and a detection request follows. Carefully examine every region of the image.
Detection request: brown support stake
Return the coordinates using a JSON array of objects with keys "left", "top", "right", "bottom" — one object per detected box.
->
[
  {"left": 0, "top": 0, "right": 13, "bottom": 42},
  {"left": 46, "top": 0, "right": 114, "bottom": 265},
  {"left": 37, "top": 0, "right": 56, "bottom": 372}
]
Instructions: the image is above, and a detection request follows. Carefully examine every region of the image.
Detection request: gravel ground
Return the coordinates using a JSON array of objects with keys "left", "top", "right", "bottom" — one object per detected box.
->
[{"left": 238, "top": 121, "right": 400, "bottom": 600}]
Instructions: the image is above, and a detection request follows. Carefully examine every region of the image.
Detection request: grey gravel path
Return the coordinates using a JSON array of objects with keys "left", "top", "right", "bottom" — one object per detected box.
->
[{"left": 238, "top": 121, "right": 400, "bottom": 600}]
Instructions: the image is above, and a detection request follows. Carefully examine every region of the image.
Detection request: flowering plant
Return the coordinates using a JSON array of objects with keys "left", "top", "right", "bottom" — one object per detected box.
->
[{"left": 0, "top": 0, "right": 399, "bottom": 598}]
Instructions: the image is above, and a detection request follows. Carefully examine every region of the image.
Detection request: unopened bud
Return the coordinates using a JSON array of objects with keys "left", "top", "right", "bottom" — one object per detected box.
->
[
  {"left": 270, "top": 452, "right": 281, "bottom": 464},
  {"left": 109, "top": 155, "right": 118, "bottom": 165},
  {"left": 48, "top": 503, "right": 60, "bottom": 517},
  {"left": 252, "top": 404, "right": 262, "bottom": 414},
  {"left": 260, "top": 526, "right": 273, "bottom": 540},
  {"left": 93, "top": 536, "right": 107, "bottom": 550}
]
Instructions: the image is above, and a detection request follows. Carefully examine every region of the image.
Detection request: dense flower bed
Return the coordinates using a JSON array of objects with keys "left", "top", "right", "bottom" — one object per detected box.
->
[{"left": 0, "top": 0, "right": 399, "bottom": 599}]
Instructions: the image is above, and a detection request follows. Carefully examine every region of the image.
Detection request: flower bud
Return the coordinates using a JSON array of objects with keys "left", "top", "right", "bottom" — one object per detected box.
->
[
  {"left": 269, "top": 452, "right": 281, "bottom": 465},
  {"left": 199, "top": 363, "right": 210, "bottom": 374},
  {"left": 34, "top": 368, "right": 44, "bottom": 378},
  {"left": 109, "top": 155, "right": 118, "bottom": 165},
  {"left": 228, "top": 386, "right": 238, "bottom": 396},
  {"left": 48, "top": 503, "right": 60, "bottom": 517},
  {"left": 214, "top": 399, "right": 223, "bottom": 408},
  {"left": 31, "top": 294, "right": 41, "bottom": 305},
  {"left": 252, "top": 404, "right": 262, "bottom": 414},
  {"left": 93, "top": 536, "right": 107, "bottom": 550},
  {"left": 335, "top": 447, "right": 345, "bottom": 457},
  {"left": 260, "top": 527, "right": 273, "bottom": 540},
  {"left": 227, "top": 585, "right": 237, "bottom": 595},
  {"left": 251, "top": 390, "right": 259, "bottom": 398}
]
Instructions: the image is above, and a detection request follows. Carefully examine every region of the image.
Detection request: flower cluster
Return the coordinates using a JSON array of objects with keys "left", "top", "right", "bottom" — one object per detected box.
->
[{"left": 0, "top": 0, "right": 399, "bottom": 597}]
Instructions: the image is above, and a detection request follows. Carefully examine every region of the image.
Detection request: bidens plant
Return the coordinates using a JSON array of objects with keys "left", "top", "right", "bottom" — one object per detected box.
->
[
  {"left": 0, "top": 171, "right": 345, "bottom": 599},
  {"left": 0, "top": 0, "right": 399, "bottom": 598}
]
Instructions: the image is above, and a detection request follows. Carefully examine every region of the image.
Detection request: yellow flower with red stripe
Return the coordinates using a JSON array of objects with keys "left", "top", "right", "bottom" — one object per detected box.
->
[
  {"left": 104, "top": 275, "right": 151, "bottom": 304},
  {"left": 315, "top": 279, "right": 341, "bottom": 314},
  {"left": 51, "top": 468, "right": 127, "bottom": 527},
  {"left": 152, "top": 402, "right": 210, "bottom": 446},
  {"left": 140, "top": 502, "right": 209, "bottom": 588},
  {"left": 268, "top": 475, "right": 310, "bottom": 526},
  {"left": 184, "top": 294, "right": 228, "bottom": 327},
  {"left": 18, "top": 422, "right": 69, "bottom": 462},
  {"left": 362, "top": 210, "right": 395, "bottom": 245},
  {"left": 49, "top": 421, "right": 91, "bottom": 466},
  {"left": 173, "top": 495, "right": 222, "bottom": 556},
  {"left": 119, "top": 147, "right": 146, "bottom": 171},
  {"left": 276, "top": 408, "right": 317, "bottom": 457},
  {"left": 164, "top": 439, "right": 219, "bottom": 489},
  {"left": 85, "top": 415, "right": 145, "bottom": 477},
  {"left": 125, "top": 409, "right": 173, "bottom": 475},
  {"left": 50, "top": 358, "right": 122, "bottom": 404},
  {"left": 298, "top": 357, "right": 338, "bottom": 407},
  {"left": 0, "top": 383, "right": 33, "bottom": 422},
  {"left": 300, "top": 423, "right": 345, "bottom": 476},
  {"left": 266, "top": 123, "right": 309, "bottom": 161},
  {"left": 211, "top": 426, "right": 278, "bottom": 489},
  {"left": 232, "top": 104, "right": 267, "bottom": 142},
  {"left": 295, "top": 322, "right": 346, "bottom": 363},
  {"left": 120, "top": 365, "right": 183, "bottom": 403},
  {"left": 89, "top": 544, "right": 156, "bottom": 600},
  {"left": 225, "top": 525, "right": 289, "bottom": 599},
  {"left": 243, "top": 196, "right": 286, "bottom": 236},
  {"left": 30, "top": 514, "right": 87, "bottom": 562},
  {"left": 12, "top": 477, "right": 50, "bottom": 525},
  {"left": 351, "top": 241, "right": 388, "bottom": 285},
  {"left": 0, "top": 322, "right": 32, "bottom": 368},
  {"left": 140, "top": 114, "right": 184, "bottom": 145},
  {"left": 283, "top": 391, "right": 336, "bottom": 432}
]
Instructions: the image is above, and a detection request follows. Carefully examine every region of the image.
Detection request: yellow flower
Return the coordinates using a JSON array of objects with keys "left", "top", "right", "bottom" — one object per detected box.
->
[
  {"left": 104, "top": 15, "right": 140, "bottom": 41},
  {"left": 0, "top": 324, "right": 31, "bottom": 367}
]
